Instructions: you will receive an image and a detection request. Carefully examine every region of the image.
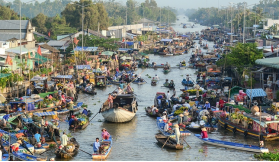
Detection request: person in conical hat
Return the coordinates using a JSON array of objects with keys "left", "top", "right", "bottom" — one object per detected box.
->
[
  {"left": 201, "top": 127, "right": 208, "bottom": 139},
  {"left": 173, "top": 124, "right": 181, "bottom": 146}
]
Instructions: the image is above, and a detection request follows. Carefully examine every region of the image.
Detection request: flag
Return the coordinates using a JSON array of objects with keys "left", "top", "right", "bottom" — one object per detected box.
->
[
  {"left": 37, "top": 45, "right": 42, "bottom": 56},
  {"left": 73, "top": 37, "right": 79, "bottom": 45},
  {"left": 271, "top": 45, "right": 274, "bottom": 53},
  {"left": 28, "top": 51, "right": 31, "bottom": 59},
  {"left": 5, "top": 55, "right": 12, "bottom": 65},
  {"left": 48, "top": 31, "right": 51, "bottom": 37}
]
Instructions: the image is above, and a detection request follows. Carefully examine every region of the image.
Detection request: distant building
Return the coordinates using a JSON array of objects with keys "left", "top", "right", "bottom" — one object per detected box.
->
[
  {"left": 0, "top": 20, "right": 35, "bottom": 49},
  {"left": 263, "top": 18, "right": 279, "bottom": 30}
]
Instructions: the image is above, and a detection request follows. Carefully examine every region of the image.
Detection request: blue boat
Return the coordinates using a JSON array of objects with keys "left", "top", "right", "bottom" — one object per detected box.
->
[
  {"left": 92, "top": 137, "right": 112, "bottom": 160},
  {"left": 132, "top": 79, "right": 147, "bottom": 84},
  {"left": 156, "top": 117, "right": 191, "bottom": 138},
  {"left": 181, "top": 79, "right": 194, "bottom": 86},
  {"left": 194, "top": 134, "right": 269, "bottom": 153}
]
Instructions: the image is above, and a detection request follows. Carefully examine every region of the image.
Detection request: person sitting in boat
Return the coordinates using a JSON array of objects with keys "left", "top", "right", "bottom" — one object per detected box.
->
[
  {"left": 164, "top": 79, "right": 169, "bottom": 86},
  {"left": 10, "top": 140, "right": 22, "bottom": 152},
  {"left": 183, "top": 111, "right": 189, "bottom": 124},
  {"left": 204, "top": 101, "right": 210, "bottom": 110},
  {"left": 151, "top": 106, "right": 158, "bottom": 115},
  {"left": 186, "top": 75, "right": 190, "bottom": 82},
  {"left": 113, "top": 75, "right": 117, "bottom": 81},
  {"left": 35, "top": 131, "right": 41, "bottom": 143},
  {"left": 173, "top": 124, "right": 181, "bottom": 146},
  {"left": 200, "top": 127, "right": 208, "bottom": 140},
  {"left": 169, "top": 80, "right": 174, "bottom": 87},
  {"left": 161, "top": 111, "right": 168, "bottom": 123},
  {"left": 117, "top": 87, "right": 124, "bottom": 95},
  {"left": 101, "top": 128, "right": 110, "bottom": 140},
  {"left": 219, "top": 97, "right": 226, "bottom": 110},
  {"left": 93, "top": 138, "right": 101, "bottom": 154},
  {"left": 85, "top": 83, "right": 92, "bottom": 92},
  {"left": 183, "top": 101, "right": 190, "bottom": 109},
  {"left": 29, "top": 134, "right": 37, "bottom": 146},
  {"left": 69, "top": 115, "right": 75, "bottom": 126},
  {"left": 82, "top": 107, "right": 88, "bottom": 116},
  {"left": 61, "top": 132, "right": 69, "bottom": 146},
  {"left": 119, "top": 82, "right": 124, "bottom": 89},
  {"left": 164, "top": 121, "right": 172, "bottom": 132},
  {"left": 178, "top": 114, "right": 184, "bottom": 126},
  {"left": 179, "top": 62, "right": 182, "bottom": 67}
]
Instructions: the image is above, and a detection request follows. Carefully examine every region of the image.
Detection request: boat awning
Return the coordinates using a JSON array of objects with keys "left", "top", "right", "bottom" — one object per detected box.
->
[
  {"left": 244, "top": 113, "right": 279, "bottom": 127},
  {"left": 160, "top": 39, "right": 172, "bottom": 42},
  {"left": 10, "top": 96, "right": 43, "bottom": 104},
  {"left": 246, "top": 88, "right": 267, "bottom": 100},
  {"left": 255, "top": 57, "right": 279, "bottom": 69},
  {"left": 74, "top": 46, "right": 98, "bottom": 52},
  {"left": 52, "top": 75, "right": 73, "bottom": 79},
  {"left": 76, "top": 65, "right": 91, "bottom": 70},
  {"left": 30, "top": 76, "right": 48, "bottom": 81},
  {"left": 33, "top": 111, "right": 56, "bottom": 117},
  {"left": 100, "top": 51, "right": 114, "bottom": 56}
]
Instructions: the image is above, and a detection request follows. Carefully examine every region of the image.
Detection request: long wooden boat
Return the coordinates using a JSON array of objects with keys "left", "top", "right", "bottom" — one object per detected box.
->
[
  {"left": 157, "top": 117, "right": 191, "bottom": 138},
  {"left": 69, "top": 114, "right": 89, "bottom": 130},
  {"left": 194, "top": 134, "right": 269, "bottom": 153},
  {"left": 145, "top": 107, "right": 160, "bottom": 117},
  {"left": 81, "top": 89, "right": 97, "bottom": 95},
  {"left": 155, "top": 133, "right": 183, "bottom": 150},
  {"left": 163, "top": 69, "right": 170, "bottom": 73},
  {"left": 132, "top": 79, "right": 147, "bottom": 84},
  {"left": 56, "top": 102, "right": 83, "bottom": 115},
  {"left": 101, "top": 94, "right": 138, "bottom": 123},
  {"left": 92, "top": 137, "right": 112, "bottom": 160},
  {"left": 215, "top": 111, "right": 279, "bottom": 141},
  {"left": 181, "top": 79, "right": 194, "bottom": 86},
  {"left": 179, "top": 65, "right": 186, "bottom": 69},
  {"left": 13, "top": 152, "right": 47, "bottom": 161},
  {"left": 55, "top": 138, "right": 79, "bottom": 159}
]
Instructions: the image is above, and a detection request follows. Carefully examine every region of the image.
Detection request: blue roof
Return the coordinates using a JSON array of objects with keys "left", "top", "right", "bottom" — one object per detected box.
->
[
  {"left": 246, "top": 89, "right": 267, "bottom": 100},
  {"left": 33, "top": 111, "right": 56, "bottom": 116},
  {"left": 74, "top": 46, "right": 98, "bottom": 52},
  {"left": 125, "top": 42, "right": 134, "bottom": 46},
  {"left": 76, "top": 65, "right": 91, "bottom": 70}
]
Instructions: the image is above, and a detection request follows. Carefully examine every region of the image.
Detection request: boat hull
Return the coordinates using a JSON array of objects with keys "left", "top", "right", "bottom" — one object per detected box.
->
[
  {"left": 155, "top": 133, "right": 183, "bottom": 150},
  {"left": 92, "top": 137, "right": 112, "bottom": 160},
  {"left": 101, "top": 108, "right": 136, "bottom": 123}
]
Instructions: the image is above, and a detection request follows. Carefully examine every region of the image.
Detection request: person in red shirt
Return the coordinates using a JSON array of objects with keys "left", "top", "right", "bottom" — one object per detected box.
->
[
  {"left": 219, "top": 97, "right": 226, "bottom": 110},
  {"left": 201, "top": 127, "right": 208, "bottom": 139}
]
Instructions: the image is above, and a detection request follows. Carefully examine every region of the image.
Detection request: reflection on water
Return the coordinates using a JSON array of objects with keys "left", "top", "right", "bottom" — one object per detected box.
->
[{"left": 42, "top": 15, "right": 262, "bottom": 161}]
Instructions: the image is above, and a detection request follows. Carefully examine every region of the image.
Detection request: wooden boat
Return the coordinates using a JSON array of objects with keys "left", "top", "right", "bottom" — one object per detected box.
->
[
  {"left": 132, "top": 79, "right": 147, "bottom": 84},
  {"left": 69, "top": 113, "right": 89, "bottom": 130},
  {"left": 81, "top": 88, "right": 97, "bottom": 95},
  {"left": 215, "top": 111, "right": 279, "bottom": 141},
  {"left": 194, "top": 134, "right": 269, "bottom": 153},
  {"left": 145, "top": 107, "right": 160, "bottom": 117},
  {"left": 179, "top": 64, "right": 186, "bottom": 69},
  {"left": 101, "top": 93, "right": 138, "bottom": 123},
  {"left": 108, "top": 80, "right": 122, "bottom": 85},
  {"left": 155, "top": 133, "right": 183, "bottom": 150},
  {"left": 156, "top": 117, "right": 191, "bottom": 138},
  {"left": 55, "top": 138, "right": 79, "bottom": 159},
  {"left": 163, "top": 83, "right": 175, "bottom": 89},
  {"left": 181, "top": 79, "right": 194, "bottom": 86},
  {"left": 13, "top": 152, "right": 47, "bottom": 161},
  {"left": 163, "top": 69, "right": 170, "bottom": 73},
  {"left": 92, "top": 137, "right": 112, "bottom": 160}
]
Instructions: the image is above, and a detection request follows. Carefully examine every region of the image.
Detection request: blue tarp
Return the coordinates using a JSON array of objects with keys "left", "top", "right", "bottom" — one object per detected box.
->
[
  {"left": 160, "top": 39, "right": 172, "bottom": 42},
  {"left": 34, "top": 111, "right": 56, "bottom": 117},
  {"left": 246, "top": 88, "right": 267, "bottom": 100},
  {"left": 53, "top": 75, "right": 73, "bottom": 79},
  {"left": 118, "top": 48, "right": 132, "bottom": 52},
  {"left": 74, "top": 46, "right": 98, "bottom": 52},
  {"left": 76, "top": 65, "right": 91, "bottom": 70},
  {"left": 125, "top": 42, "right": 134, "bottom": 46}
]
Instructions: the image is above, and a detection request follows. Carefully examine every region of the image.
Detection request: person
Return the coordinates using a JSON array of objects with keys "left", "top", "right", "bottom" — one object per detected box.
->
[
  {"left": 184, "top": 85, "right": 188, "bottom": 90},
  {"left": 101, "top": 128, "right": 110, "bottom": 140},
  {"left": 61, "top": 93, "right": 66, "bottom": 104},
  {"left": 157, "top": 95, "right": 163, "bottom": 108},
  {"left": 126, "top": 83, "right": 133, "bottom": 94},
  {"left": 155, "top": 74, "right": 159, "bottom": 80},
  {"left": 61, "top": 132, "right": 68, "bottom": 146},
  {"left": 173, "top": 124, "right": 181, "bottom": 146},
  {"left": 219, "top": 97, "right": 225, "bottom": 110},
  {"left": 164, "top": 121, "right": 171, "bottom": 132},
  {"left": 29, "top": 134, "right": 37, "bottom": 146},
  {"left": 183, "top": 112, "right": 189, "bottom": 124},
  {"left": 166, "top": 91, "right": 171, "bottom": 101},
  {"left": 107, "top": 94, "right": 116, "bottom": 109},
  {"left": 93, "top": 138, "right": 101, "bottom": 154},
  {"left": 117, "top": 87, "right": 123, "bottom": 95},
  {"left": 34, "top": 131, "right": 41, "bottom": 143},
  {"left": 161, "top": 112, "right": 168, "bottom": 123},
  {"left": 186, "top": 75, "right": 190, "bottom": 81},
  {"left": 173, "top": 88, "right": 176, "bottom": 97},
  {"left": 151, "top": 106, "right": 158, "bottom": 115},
  {"left": 204, "top": 101, "right": 211, "bottom": 110},
  {"left": 27, "top": 86, "right": 31, "bottom": 96},
  {"left": 196, "top": 89, "right": 200, "bottom": 99},
  {"left": 69, "top": 101, "right": 74, "bottom": 117},
  {"left": 200, "top": 127, "right": 208, "bottom": 139},
  {"left": 82, "top": 107, "right": 88, "bottom": 116},
  {"left": 119, "top": 82, "right": 124, "bottom": 89},
  {"left": 183, "top": 101, "right": 190, "bottom": 108},
  {"left": 164, "top": 79, "right": 169, "bottom": 86},
  {"left": 179, "top": 62, "right": 182, "bottom": 67},
  {"left": 10, "top": 140, "right": 22, "bottom": 152},
  {"left": 178, "top": 114, "right": 183, "bottom": 125},
  {"left": 202, "top": 92, "right": 207, "bottom": 103}
]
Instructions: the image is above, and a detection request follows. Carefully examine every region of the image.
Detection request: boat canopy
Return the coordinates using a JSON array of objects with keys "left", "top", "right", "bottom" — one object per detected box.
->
[
  {"left": 52, "top": 75, "right": 73, "bottom": 79},
  {"left": 118, "top": 48, "right": 132, "bottom": 52},
  {"left": 33, "top": 111, "right": 56, "bottom": 117},
  {"left": 30, "top": 76, "right": 48, "bottom": 81},
  {"left": 246, "top": 88, "right": 267, "bottom": 100},
  {"left": 101, "top": 51, "right": 114, "bottom": 56},
  {"left": 255, "top": 57, "right": 279, "bottom": 69},
  {"left": 76, "top": 65, "right": 91, "bottom": 70},
  {"left": 243, "top": 113, "right": 279, "bottom": 127}
]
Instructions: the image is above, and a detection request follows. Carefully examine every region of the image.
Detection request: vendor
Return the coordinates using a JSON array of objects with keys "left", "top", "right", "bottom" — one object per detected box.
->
[
  {"left": 10, "top": 140, "right": 22, "bottom": 152},
  {"left": 82, "top": 107, "right": 88, "bottom": 116},
  {"left": 204, "top": 101, "right": 210, "bottom": 110},
  {"left": 69, "top": 101, "right": 74, "bottom": 117}
]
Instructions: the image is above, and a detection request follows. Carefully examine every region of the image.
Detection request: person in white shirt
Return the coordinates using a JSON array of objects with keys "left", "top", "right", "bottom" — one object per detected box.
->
[
  {"left": 151, "top": 106, "right": 157, "bottom": 114},
  {"left": 166, "top": 91, "right": 171, "bottom": 100},
  {"left": 164, "top": 121, "right": 170, "bottom": 132},
  {"left": 173, "top": 104, "right": 179, "bottom": 112},
  {"left": 117, "top": 87, "right": 123, "bottom": 95},
  {"left": 183, "top": 101, "right": 190, "bottom": 108},
  {"left": 155, "top": 74, "right": 159, "bottom": 80}
]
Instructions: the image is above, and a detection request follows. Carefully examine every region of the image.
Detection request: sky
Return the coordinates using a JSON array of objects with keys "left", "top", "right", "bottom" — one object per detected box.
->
[{"left": 115, "top": 0, "right": 260, "bottom": 9}]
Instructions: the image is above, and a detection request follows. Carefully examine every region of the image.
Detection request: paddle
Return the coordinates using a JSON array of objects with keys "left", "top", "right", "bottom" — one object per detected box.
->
[
  {"left": 161, "top": 136, "right": 170, "bottom": 149},
  {"left": 79, "top": 148, "right": 92, "bottom": 156},
  {"left": 182, "top": 138, "right": 191, "bottom": 149},
  {"left": 89, "top": 108, "right": 101, "bottom": 122}
]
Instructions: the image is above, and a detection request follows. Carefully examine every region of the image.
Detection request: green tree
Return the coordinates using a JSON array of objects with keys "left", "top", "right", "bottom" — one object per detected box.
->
[
  {"left": 216, "top": 43, "right": 263, "bottom": 74},
  {"left": 32, "top": 13, "right": 48, "bottom": 33},
  {"left": 0, "top": 5, "right": 19, "bottom": 20}
]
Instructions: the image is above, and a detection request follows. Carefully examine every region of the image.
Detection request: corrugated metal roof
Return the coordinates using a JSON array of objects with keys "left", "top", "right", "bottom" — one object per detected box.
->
[
  {"left": 0, "top": 20, "right": 29, "bottom": 30},
  {"left": 0, "top": 33, "right": 26, "bottom": 41},
  {"left": 255, "top": 57, "right": 279, "bottom": 69},
  {"left": 47, "top": 40, "right": 67, "bottom": 47}
]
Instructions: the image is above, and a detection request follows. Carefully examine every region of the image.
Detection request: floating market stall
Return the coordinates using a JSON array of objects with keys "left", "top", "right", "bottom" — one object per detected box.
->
[{"left": 9, "top": 96, "right": 43, "bottom": 113}]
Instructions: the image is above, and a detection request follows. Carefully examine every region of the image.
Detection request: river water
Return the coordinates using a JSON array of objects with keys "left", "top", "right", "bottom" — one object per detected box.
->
[{"left": 49, "top": 15, "right": 263, "bottom": 161}]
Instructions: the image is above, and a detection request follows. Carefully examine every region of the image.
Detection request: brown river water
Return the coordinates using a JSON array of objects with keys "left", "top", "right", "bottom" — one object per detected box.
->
[{"left": 45, "top": 15, "right": 269, "bottom": 161}]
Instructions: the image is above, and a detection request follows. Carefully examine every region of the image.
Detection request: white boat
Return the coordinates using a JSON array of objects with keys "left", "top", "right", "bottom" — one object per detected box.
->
[{"left": 101, "top": 94, "right": 138, "bottom": 123}]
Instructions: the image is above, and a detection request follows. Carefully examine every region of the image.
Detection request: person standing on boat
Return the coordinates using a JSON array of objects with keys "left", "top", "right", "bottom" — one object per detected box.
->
[
  {"left": 117, "top": 87, "right": 123, "bottom": 95},
  {"left": 61, "top": 132, "right": 68, "bottom": 146},
  {"left": 178, "top": 114, "right": 184, "bottom": 126},
  {"left": 107, "top": 94, "right": 116, "bottom": 109},
  {"left": 126, "top": 83, "right": 133, "bottom": 94},
  {"left": 166, "top": 91, "right": 171, "bottom": 107},
  {"left": 93, "top": 138, "right": 100, "bottom": 154},
  {"left": 173, "top": 124, "right": 181, "bottom": 146},
  {"left": 101, "top": 128, "right": 110, "bottom": 140},
  {"left": 69, "top": 101, "right": 74, "bottom": 117},
  {"left": 157, "top": 95, "right": 163, "bottom": 108},
  {"left": 155, "top": 74, "right": 159, "bottom": 80},
  {"left": 119, "top": 82, "right": 124, "bottom": 90},
  {"left": 162, "top": 112, "right": 168, "bottom": 123},
  {"left": 200, "top": 127, "right": 208, "bottom": 139}
]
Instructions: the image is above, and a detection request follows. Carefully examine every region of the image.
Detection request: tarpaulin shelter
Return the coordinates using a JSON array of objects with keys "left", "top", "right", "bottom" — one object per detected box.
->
[
  {"left": 246, "top": 89, "right": 267, "bottom": 100},
  {"left": 76, "top": 65, "right": 91, "bottom": 70}
]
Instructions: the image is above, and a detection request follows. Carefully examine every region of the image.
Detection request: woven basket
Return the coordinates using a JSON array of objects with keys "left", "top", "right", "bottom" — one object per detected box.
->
[{"left": 233, "top": 119, "right": 240, "bottom": 124}]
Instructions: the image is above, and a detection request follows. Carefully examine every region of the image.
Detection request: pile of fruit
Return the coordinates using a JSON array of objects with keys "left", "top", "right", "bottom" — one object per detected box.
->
[
  {"left": 77, "top": 114, "right": 88, "bottom": 125},
  {"left": 174, "top": 107, "right": 188, "bottom": 116}
]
